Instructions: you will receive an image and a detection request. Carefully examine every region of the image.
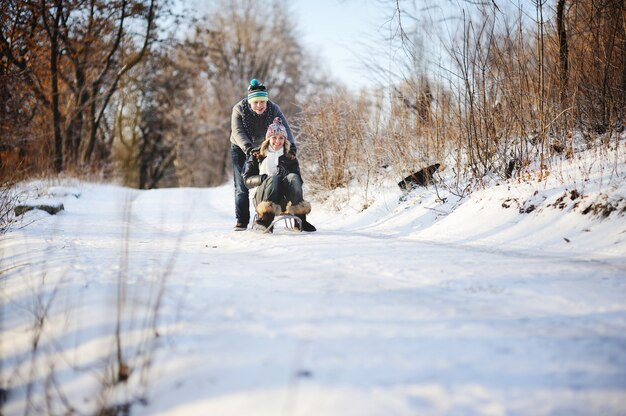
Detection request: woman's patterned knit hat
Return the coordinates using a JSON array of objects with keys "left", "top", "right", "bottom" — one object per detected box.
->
[
  {"left": 247, "top": 79, "right": 268, "bottom": 102},
  {"left": 266, "top": 117, "right": 287, "bottom": 138}
]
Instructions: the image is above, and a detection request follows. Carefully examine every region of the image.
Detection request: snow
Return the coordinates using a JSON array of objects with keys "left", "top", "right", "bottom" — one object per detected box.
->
[{"left": 1, "top": 148, "right": 626, "bottom": 415}]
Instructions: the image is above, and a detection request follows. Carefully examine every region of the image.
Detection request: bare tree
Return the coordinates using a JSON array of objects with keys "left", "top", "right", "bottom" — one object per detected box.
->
[
  {"left": 110, "top": 0, "right": 311, "bottom": 188},
  {"left": 567, "top": 0, "right": 625, "bottom": 134},
  {"left": 114, "top": 0, "right": 309, "bottom": 188},
  {"left": 0, "top": 0, "right": 158, "bottom": 174},
  {"left": 199, "top": 0, "right": 306, "bottom": 170}
]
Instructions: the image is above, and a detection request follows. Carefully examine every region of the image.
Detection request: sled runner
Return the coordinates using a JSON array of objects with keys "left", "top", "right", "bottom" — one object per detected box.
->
[{"left": 251, "top": 213, "right": 302, "bottom": 234}]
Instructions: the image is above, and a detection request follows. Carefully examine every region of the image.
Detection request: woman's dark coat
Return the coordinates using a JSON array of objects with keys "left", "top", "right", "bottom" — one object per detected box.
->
[{"left": 242, "top": 152, "right": 302, "bottom": 189}]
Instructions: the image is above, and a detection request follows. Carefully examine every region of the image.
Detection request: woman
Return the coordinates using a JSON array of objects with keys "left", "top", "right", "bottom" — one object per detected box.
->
[
  {"left": 243, "top": 117, "right": 316, "bottom": 232},
  {"left": 229, "top": 79, "right": 296, "bottom": 231}
]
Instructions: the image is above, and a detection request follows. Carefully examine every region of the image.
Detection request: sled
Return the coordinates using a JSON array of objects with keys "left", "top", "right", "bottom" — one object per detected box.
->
[{"left": 251, "top": 213, "right": 302, "bottom": 234}]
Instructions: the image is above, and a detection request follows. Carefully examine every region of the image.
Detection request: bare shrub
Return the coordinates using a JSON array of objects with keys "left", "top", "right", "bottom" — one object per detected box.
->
[
  {"left": 566, "top": 0, "right": 625, "bottom": 135},
  {"left": 296, "top": 89, "right": 380, "bottom": 195},
  {"left": 2, "top": 193, "right": 182, "bottom": 415},
  {"left": 371, "top": 0, "right": 625, "bottom": 192},
  {"left": 385, "top": 76, "right": 449, "bottom": 183},
  {"left": 0, "top": 178, "right": 20, "bottom": 234}
]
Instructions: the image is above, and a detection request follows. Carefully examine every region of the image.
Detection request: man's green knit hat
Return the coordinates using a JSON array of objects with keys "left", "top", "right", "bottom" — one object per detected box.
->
[{"left": 247, "top": 79, "right": 268, "bottom": 102}]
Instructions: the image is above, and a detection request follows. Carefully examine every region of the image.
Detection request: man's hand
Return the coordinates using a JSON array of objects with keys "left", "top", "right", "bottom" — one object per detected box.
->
[{"left": 251, "top": 147, "right": 261, "bottom": 157}]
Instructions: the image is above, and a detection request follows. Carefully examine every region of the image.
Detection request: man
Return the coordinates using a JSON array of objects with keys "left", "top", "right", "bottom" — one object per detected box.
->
[{"left": 229, "top": 79, "right": 296, "bottom": 230}]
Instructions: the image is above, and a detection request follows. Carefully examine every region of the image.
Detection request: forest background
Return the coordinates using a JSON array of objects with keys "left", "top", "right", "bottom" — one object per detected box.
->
[{"left": 1, "top": 0, "right": 624, "bottom": 204}]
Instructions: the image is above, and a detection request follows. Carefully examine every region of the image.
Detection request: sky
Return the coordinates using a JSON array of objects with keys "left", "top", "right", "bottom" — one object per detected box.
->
[
  {"left": 287, "top": 0, "right": 541, "bottom": 90},
  {"left": 3, "top": 144, "right": 625, "bottom": 415},
  {"left": 290, "top": 0, "right": 543, "bottom": 90},
  {"left": 181, "top": 0, "right": 542, "bottom": 92},
  {"left": 183, "top": 0, "right": 397, "bottom": 90},
  {"left": 290, "top": 0, "right": 391, "bottom": 89}
]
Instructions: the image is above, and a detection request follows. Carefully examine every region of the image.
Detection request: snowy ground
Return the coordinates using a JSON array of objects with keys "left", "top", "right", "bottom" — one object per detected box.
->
[{"left": 1, "top": 149, "right": 626, "bottom": 415}]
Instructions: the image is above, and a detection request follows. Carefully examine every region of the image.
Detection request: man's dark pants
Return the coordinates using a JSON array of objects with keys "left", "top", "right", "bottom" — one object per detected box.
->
[{"left": 230, "top": 144, "right": 249, "bottom": 225}]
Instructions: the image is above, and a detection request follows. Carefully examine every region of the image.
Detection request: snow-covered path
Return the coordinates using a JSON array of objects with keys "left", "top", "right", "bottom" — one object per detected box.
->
[{"left": 2, "top": 183, "right": 626, "bottom": 415}]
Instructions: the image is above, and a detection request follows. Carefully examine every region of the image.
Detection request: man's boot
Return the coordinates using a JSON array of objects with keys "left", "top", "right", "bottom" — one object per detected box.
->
[{"left": 233, "top": 222, "right": 248, "bottom": 231}]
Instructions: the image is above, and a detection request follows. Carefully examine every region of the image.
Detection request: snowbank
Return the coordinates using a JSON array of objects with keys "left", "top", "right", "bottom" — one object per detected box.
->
[{"left": 1, "top": 146, "right": 625, "bottom": 416}]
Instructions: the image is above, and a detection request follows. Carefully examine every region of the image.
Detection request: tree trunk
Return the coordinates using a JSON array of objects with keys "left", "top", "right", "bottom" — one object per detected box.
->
[
  {"left": 84, "top": 81, "right": 100, "bottom": 163},
  {"left": 556, "top": 0, "right": 568, "bottom": 105},
  {"left": 83, "top": 0, "right": 155, "bottom": 164},
  {"left": 44, "top": 0, "right": 64, "bottom": 173},
  {"left": 65, "top": 69, "right": 89, "bottom": 165}
]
